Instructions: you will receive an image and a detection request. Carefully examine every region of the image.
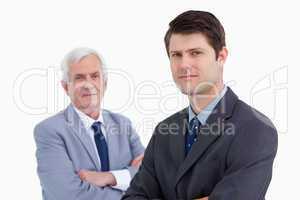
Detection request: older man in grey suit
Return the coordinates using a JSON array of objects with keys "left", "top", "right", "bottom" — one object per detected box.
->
[{"left": 34, "top": 47, "right": 144, "bottom": 200}]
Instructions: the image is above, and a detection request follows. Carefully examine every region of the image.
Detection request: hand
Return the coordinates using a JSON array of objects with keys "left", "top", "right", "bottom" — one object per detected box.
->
[
  {"left": 130, "top": 154, "right": 144, "bottom": 168},
  {"left": 78, "top": 170, "right": 117, "bottom": 187}
]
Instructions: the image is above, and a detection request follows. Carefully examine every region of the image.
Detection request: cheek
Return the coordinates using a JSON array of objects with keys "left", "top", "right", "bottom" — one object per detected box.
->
[
  {"left": 170, "top": 64, "right": 179, "bottom": 76},
  {"left": 206, "top": 64, "right": 220, "bottom": 80},
  {"left": 95, "top": 80, "right": 102, "bottom": 89},
  {"left": 69, "top": 84, "right": 82, "bottom": 98},
  {"left": 66, "top": 84, "right": 75, "bottom": 96}
]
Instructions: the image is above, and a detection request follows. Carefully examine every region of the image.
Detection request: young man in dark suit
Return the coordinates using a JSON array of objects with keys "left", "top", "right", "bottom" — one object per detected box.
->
[{"left": 122, "top": 10, "right": 278, "bottom": 200}]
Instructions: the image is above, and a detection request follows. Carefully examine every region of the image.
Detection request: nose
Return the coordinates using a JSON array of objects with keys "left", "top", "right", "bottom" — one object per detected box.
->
[
  {"left": 82, "top": 75, "right": 95, "bottom": 89},
  {"left": 86, "top": 75, "right": 93, "bottom": 82},
  {"left": 178, "top": 54, "right": 192, "bottom": 70}
]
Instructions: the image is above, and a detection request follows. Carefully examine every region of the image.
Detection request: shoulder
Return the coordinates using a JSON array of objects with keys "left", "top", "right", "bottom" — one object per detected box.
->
[
  {"left": 35, "top": 110, "right": 65, "bottom": 130},
  {"left": 102, "top": 109, "right": 132, "bottom": 126},
  {"left": 233, "top": 99, "right": 276, "bottom": 131},
  {"left": 230, "top": 99, "right": 278, "bottom": 147},
  {"left": 159, "top": 107, "right": 187, "bottom": 125},
  {"left": 152, "top": 107, "right": 187, "bottom": 136},
  {"left": 33, "top": 109, "right": 66, "bottom": 137}
]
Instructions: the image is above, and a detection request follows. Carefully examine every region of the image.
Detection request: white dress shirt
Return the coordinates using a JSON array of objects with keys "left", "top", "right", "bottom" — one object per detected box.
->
[{"left": 73, "top": 105, "right": 131, "bottom": 191}]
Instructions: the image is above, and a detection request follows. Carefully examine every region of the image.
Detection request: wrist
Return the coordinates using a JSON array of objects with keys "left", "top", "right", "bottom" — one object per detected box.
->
[{"left": 107, "top": 172, "right": 117, "bottom": 186}]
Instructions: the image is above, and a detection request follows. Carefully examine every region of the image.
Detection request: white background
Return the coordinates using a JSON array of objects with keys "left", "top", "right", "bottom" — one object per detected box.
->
[{"left": 0, "top": 0, "right": 298, "bottom": 199}]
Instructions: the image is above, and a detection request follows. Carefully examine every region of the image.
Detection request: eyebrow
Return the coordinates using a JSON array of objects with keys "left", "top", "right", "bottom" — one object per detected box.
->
[
  {"left": 90, "top": 71, "right": 100, "bottom": 75},
  {"left": 169, "top": 47, "right": 206, "bottom": 53},
  {"left": 74, "top": 71, "right": 100, "bottom": 76},
  {"left": 74, "top": 73, "right": 85, "bottom": 77}
]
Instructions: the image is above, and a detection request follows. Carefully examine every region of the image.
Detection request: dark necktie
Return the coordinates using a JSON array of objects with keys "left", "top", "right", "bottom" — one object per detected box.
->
[
  {"left": 91, "top": 121, "right": 110, "bottom": 171},
  {"left": 185, "top": 117, "right": 201, "bottom": 155}
]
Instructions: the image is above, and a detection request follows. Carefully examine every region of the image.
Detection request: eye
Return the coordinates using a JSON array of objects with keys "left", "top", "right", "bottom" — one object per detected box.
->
[
  {"left": 191, "top": 51, "right": 202, "bottom": 56},
  {"left": 91, "top": 73, "right": 100, "bottom": 79},
  {"left": 170, "top": 52, "right": 181, "bottom": 58},
  {"left": 75, "top": 75, "right": 83, "bottom": 80}
]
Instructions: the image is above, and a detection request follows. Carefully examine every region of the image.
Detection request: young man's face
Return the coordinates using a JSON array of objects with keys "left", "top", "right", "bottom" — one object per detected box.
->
[
  {"left": 168, "top": 33, "right": 227, "bottom": 95},
  {"left": 63, "top": 54, "right": 105, "bottom": 113}
]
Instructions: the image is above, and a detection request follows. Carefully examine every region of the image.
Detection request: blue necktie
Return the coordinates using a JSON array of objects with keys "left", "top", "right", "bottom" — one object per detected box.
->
[
  {"left": 92, "top": 121, "right": 110, "bottom": 171},
  {"left": 185, "top": 117, "right": 201, "bottom": 155}
]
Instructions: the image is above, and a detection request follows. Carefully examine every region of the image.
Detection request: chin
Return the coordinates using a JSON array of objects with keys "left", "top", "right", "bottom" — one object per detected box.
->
[
  {"left": 178, "top": 84, "right": 214, "bottom": 96},
  {"left": 80, "top": 101, "right": 99, "bottom": 110},
  {"left": 177, "top": 86, "right": 194, "bottom": 95}
]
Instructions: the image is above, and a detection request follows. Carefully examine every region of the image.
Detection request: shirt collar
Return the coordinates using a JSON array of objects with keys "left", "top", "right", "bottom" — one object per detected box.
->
[
  {"left": 72, "top": 104, "right": 105, "bottom": 130},
  {"left": 189, "top": 85, "right": 227, "bottom": 124}
]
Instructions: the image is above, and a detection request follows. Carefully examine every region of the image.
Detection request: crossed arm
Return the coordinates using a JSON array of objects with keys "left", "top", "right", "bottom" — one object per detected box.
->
[
  {"left": 34, "top": 122, "right": 144, "bottom": 199},
  {"left": 122, "top": 120, "right": 278, "bottom": 200},
  {"left": 78, "top": 154, "right": 144, "bottom": 187}
]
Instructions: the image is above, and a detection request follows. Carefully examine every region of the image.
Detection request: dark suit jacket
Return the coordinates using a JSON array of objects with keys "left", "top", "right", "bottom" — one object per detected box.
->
[{"left": 122, "top": 87, "right": 278, "bottom": 200}]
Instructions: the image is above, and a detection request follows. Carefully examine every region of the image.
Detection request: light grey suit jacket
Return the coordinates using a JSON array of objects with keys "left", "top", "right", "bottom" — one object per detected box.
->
[{"left": 34, "top": 105, "right": 145, "bottom": 200}]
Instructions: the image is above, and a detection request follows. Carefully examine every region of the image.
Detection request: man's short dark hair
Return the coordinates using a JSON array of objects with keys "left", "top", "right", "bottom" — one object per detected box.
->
[{"left": 164, "top": 10, "right": 226, "bottom": 59}]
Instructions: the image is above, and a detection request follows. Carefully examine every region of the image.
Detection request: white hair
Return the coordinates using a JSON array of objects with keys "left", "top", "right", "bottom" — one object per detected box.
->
[{"left": 61, "top": 47, "right": 108, "bottom": 83}]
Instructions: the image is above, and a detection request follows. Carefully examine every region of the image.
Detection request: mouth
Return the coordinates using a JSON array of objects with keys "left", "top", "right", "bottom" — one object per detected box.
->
[
  {"left": 82, "top": 93, "right": 97, "bottom": 97},
  {"left": 178, "top": 75, "right": 198, "bottom": 80}
]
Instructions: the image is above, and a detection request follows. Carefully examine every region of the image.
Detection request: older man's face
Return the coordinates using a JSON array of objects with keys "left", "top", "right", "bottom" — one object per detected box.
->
[{"left": 64, "top": 54, "right": 105, "bottom": 113}]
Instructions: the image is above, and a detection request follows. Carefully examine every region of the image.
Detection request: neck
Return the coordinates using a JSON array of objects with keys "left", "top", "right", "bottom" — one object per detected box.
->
[
  {"left": 86, "top": 109, "right": 100, "bottom": 120},
  {"left": 188, "top": 83, "right": 224, "bottom": 114},
  {"left": 77, "top": 105, "right": 101, "bottom": 120}
]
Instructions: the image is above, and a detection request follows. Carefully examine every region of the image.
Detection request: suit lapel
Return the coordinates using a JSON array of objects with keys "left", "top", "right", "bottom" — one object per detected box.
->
[
  {"left": 169, "top": 108, "right": 189, "bottom": 169},
  {"left": 175, "top": 88, "right": 238, "bottom": 185},
  {"left": 64, "top": 105, "right": 101, "bottom": 170},
  {"left": 102, "top": 111, "right": 120, "bottom": 169}
]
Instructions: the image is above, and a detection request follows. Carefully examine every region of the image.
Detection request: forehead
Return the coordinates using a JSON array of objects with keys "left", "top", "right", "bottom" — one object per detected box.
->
[
  {"left": 169, "top": 33, "right": 212, "bottom": 52},
  {"left": 69, "top": 54, "right": 101, "bottom": 74}
]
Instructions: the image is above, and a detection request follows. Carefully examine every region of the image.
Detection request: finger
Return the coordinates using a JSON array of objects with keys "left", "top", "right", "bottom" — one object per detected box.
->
[{"left": 78, "top": 170, "right": 87, "bottom": 180}]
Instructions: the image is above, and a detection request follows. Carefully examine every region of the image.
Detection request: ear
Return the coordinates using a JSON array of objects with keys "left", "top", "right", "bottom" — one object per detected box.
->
[
  {"left": 217, "top": 47, "right": 228, "bottom": 66},
  {"left": 61, "top": 81, "right": 69, "bottom": 96},
  {"left": 104, "top": 79, "right": 108, "bottom": 92}
]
